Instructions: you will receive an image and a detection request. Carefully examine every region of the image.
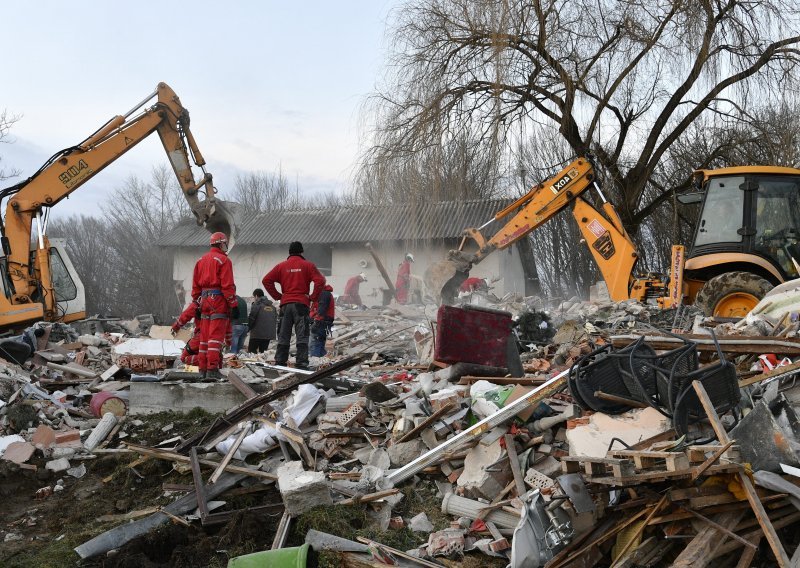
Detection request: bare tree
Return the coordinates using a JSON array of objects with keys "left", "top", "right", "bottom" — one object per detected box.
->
[
  {"left": 228, "top": 168, "right": 302, "bottom": 212},
  {"left": 0, "top": 110, "right": 21, "bottom": 181},
  {"left": 49, "top": 216, "right": 118, "bottom": 315},
  {"left": 365, "top": 0, "right": 800, "bottom": 233}
]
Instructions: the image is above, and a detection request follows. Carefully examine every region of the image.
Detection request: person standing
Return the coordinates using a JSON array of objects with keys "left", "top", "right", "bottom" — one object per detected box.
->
[
  {"left": 310, "top": 284, "right": 335, "bottom": 357},
  {"left": 230, "top": 294, "right": 249, "bottom": 354},
  {"left": 395, "top": 253, "right": 414, "bottom": 304},
  {"left": 262, "top": 241, "right": 326, "bottom": 369},
  {"left": 191, "top": 232, "right": 238, "bottom": 380},
  {"left": 247, "top": 289, "right": 277, "bottom": 353},
  {"left": 459, "top": 277, "right": 489, "bottom": 294},
  {"left": 341, "top": 272, "right": 367, "bottom": 307}
]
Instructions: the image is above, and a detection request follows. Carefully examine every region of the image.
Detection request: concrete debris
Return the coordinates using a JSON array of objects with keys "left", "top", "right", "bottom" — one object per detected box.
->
[{"left": 5, "top": 296, "right": 800, "bottom": 566}]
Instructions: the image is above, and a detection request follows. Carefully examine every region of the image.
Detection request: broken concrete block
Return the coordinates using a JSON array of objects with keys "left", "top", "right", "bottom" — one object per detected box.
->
[
  {"left": 566, "top": 408, "right": 671, "bottom": 459},
  {"left": 409, "top": 512, "right": 434, "bottom": 533},
  {"left": 277, "top": 460, "right": 332, "bottom": 516},
  {"left": 367, "top": 448, "right": 391, "bottom": 471},
  {"left": 31, "top": 424, "right": 56, "bottom": 449},
  {"left": 457, "top": 439, "right": 512, "bottom": 499},
  {"left": 387, "top": 439, "right": 427, "bottom": 467},
  {"left": 426, "top": 528, "right": 465, "bottom": 557},
  {"left": 45, "top": 457, "right": 71, "bottom": 472},
  {"left": 3, "top": 441, "right": 35, "bottom": 464}
]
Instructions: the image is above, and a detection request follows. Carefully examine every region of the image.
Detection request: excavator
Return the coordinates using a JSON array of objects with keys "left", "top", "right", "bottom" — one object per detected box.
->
[
  {"left": 434, "top": 156, "right": 800, "bottom": 317},
  {"left": 0, "top": 82, "right": 238, "bottom": 330}
]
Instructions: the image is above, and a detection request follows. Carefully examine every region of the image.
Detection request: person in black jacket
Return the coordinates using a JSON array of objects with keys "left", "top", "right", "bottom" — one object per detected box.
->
[{"left": 247, "top": 289, "right": 277, "bottom": 354}]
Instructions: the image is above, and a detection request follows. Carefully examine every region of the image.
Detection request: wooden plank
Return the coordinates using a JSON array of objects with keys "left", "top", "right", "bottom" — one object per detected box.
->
[
  {"left": 338, "top": 488, "right": 400, "bottom": 506},
  {"left": 208, "top": 423, "right": 250, "bottom": 485},
  {"left": 190, "top": 448, "right": 210, "bottom": 519},
  {"left": 735, "top": 536, "right": 761, "bottom": 568},
  {"left": 356, "top": 536, "right": 442, "bottom": 568},
  {"left": 610, "top": 494, "right": 669, "bottom": 568},
  {"left": 126, "top": 443, "right": 277, "bottom": 481},
  {"left": 504, "top": 434, "right": 527, "bottom": 497},
  {"left": 397, "top": 403, "right": 455, "bottom": 443},
  {"left": 691, "top": 441, "right": 735, "bottom": 481},
  {"left": 692, "top": 380, "right": 791, "bottom": 568},
  {"left": 709, "top": 512, "right": 800, "bottom": 560},
  {"left": 680, "top": 506, "right": 758, "bottom": 550},
  {"left": 738, "top": 360, "right": 800, "bottom": 388},
  {"left": 364, "top": 242, "right": 396, "bottom": 296},
  {"left": 271, "top": 511, "right": 291, "bottom": 550},
  {"left": 670, "top": 510, "right": 747, "bottom": 568},
  {"left": 612, "top": 334, "right": 800, "bottom": 355},
  {"left": 226, "top": 370, "right": 257, "bottom": 398}
]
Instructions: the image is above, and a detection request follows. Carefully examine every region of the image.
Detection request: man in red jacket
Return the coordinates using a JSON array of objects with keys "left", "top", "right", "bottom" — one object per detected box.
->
[
  {"left": 262, "top": 241, "right": 326, "bottom": 369},
  {"left": 191, "top": 232, "right": 238, "bottom": 379}
]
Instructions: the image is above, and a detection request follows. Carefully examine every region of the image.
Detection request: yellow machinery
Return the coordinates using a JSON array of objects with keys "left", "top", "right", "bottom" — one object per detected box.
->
[
  {"left": 437, "top": 157, "right": 800, "bottom": 317},
  {"left": 0, "top": 83, "right": 237, "bottom": 330}
]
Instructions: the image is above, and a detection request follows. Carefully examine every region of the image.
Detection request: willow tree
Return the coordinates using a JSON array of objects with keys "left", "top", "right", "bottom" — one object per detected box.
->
[{"left": 363, "top": 0, "right": 800, "bottom": 230}]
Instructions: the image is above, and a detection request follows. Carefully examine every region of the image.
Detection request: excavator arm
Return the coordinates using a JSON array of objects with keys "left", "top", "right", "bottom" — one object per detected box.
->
[
  {"left": 438, "top": 157, "right": 640, "bottom": 303},
  {"left": 0, "top": 82, "right": 236, "bottom": 326}
]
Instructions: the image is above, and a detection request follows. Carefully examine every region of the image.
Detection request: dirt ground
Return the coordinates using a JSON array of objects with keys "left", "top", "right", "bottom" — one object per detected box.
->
[
  {"left": 0, "top": 408, "right": 506, "bottom": 567},
  {"left": 0, "top": 409, "right": 282, "bottom": 567}
]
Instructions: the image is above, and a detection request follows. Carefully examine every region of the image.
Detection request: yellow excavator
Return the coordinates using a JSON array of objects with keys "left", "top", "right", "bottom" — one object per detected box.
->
[
  {"left": 435, "top": 156, "right": 800, "bottom": 317},
  {"left": 0, "top": 82, "right": 237, "bottom": 330}
]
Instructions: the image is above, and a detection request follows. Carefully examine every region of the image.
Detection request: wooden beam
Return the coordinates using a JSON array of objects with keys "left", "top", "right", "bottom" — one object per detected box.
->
[
  {"left": 692, "top": 380, "right": 791, "bottom": 568},
  {"left": 670, "top": 510, "right": 747, "bottom": 568},
  {"left": 504, "top": 434, "right": 527, "bottom": 497},
  {"left": 610, "top": 493, "right": 669, "bottom": 567},
  {"left": 365, "top": 242, "right": 396, "bottom": 296},
  {"left": 691, "top": 441, "right": 734, "bottom": 482},
  {"left": 397, "top": 403, "right": 455, "bottom": 443},
  {"left": 190, "top": 448, "right": 210, "bottom": 519},
  {"left": 208, "top": 423, "right": 250, "bottom": 485},
  {"left": 126, "top": 443, "right": 277, "bottom": 481},
  {"left": 226, "top": 370, "right": 257, "bottom": 398}
]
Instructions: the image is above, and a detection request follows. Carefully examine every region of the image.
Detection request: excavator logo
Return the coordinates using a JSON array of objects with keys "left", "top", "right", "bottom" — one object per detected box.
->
[
  {"left": 549, "top": 168, "right": 579, "bottom": 194},
  {"left": 592, "top": 231, "right": 616, "bottom": 260},
  {"left": 58, "top": 159, "right": 94, "bottom": 189}
]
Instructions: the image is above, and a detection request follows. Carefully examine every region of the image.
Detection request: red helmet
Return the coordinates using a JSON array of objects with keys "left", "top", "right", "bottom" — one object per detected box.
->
[{"left": 210, "top": 232, "right": 228, "bottom": 246}]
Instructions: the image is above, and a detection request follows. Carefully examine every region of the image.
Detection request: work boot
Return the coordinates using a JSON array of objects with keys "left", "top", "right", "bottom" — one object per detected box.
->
[
  {"left": 205, "top": 369, "right": 223, "bottom": 381},
  {"left": 295, "top": 343, "right": 309, "bottom": 370},
  {"left": 275, "top": 343, "right": 290, "bottom": 367},
  {"left": 199, "top": 369, "right": 207, "bottom": 380}
]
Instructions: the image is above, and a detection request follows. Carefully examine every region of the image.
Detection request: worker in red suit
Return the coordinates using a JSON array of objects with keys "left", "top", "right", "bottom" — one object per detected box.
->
[
  {"left": 395, "top": 253, "right": 414, "bottom": 304},
  {"left": 262, "top": 241, "right": 326, "bottom": 370},
  {"left": 459, "top": 277, "right": 489, "bottom": 294},
  {"left": 340, "top": 272, "right": 367, "bottom": 307},
  {"left": 171, "top": 300, "right": 232, "bottom": 367},
  {"left": 191, "top": 232, "right": 238, "bottom": 380}
]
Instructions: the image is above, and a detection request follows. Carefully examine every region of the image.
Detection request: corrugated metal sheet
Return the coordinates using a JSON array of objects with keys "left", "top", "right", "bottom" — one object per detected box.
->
[{"left": 159, "top": 198, "right": 515, "bottom": 247}]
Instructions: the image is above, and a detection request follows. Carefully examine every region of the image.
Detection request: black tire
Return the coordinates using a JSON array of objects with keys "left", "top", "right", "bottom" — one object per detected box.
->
[{"left": 694, "top": 271, "right": 773, "bottom": 317}]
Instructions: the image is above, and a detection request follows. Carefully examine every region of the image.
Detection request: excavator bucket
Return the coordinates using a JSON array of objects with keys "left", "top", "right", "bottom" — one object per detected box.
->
[
  {"left": 203, "top": 199, "right": 243, "bottom": 250},
  {"left": 425, "top": 259, "right": 471, "bottom": 305}
]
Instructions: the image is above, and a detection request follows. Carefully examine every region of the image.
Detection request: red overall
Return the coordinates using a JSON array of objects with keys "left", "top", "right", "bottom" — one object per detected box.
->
[
  {"left": 395, "top": 260, "right": 411, "bottom": 304},
  {"left": 191, "top": 247, "right": 236, "bottom": 371},
  {"left": 172, "top": 301, "right": 232, "bottom": 366},
  {"left": 459, "top": 277, "right": 488, "bottom": 293},
  {"left": 341, "top": 275, "right": 364, "bottom": 305}
]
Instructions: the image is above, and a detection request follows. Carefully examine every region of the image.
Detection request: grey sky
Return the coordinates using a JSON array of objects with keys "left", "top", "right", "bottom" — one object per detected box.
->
[{"left": 1, "top": 1, "right": 397, "bottom": 218}]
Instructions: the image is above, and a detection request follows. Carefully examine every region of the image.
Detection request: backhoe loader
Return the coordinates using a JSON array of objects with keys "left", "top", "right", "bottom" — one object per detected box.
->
[
  {"left": 0, "top": 82, "right": 239, "bottom": 330},
  {"left": 433, "top": 156, "right": 800, "bottom": 317}
]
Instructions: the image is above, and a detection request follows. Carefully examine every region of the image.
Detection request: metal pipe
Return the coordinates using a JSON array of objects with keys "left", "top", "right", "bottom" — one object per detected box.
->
[{"left": 387, "top": 369, "right": 568, "bottom": 485}]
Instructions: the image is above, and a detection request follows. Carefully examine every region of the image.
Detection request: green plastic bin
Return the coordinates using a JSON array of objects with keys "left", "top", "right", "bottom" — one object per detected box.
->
[{"left": 227, "top": 543, "right": 309, "bottom": 568}]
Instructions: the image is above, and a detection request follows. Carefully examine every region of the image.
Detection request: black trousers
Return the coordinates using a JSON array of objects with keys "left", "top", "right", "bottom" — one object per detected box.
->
[
  {"left": 275, "top": 303, "right": 310, "bottom": 368},
  {"left": 248, "top": 338, "right": 270, "bottom": 353}
]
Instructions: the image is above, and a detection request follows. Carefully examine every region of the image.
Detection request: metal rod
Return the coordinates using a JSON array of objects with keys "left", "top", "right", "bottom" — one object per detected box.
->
[
  {"left": 123, "top": 88, "right": 158, "bottom": 119},
  {"left": 387, "top": 368, "right": 568, "bottom": 485},
  {"left": 35, "top": 211, "right": 44, "bottom": 249},
  {"left": 593, "top": 181, "right": 609, "bottom": 204}
]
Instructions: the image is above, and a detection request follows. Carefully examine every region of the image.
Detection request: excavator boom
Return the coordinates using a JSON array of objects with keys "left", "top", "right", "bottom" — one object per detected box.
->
[
  {"left": 0, "top": 83, "right": 239, "bottom": 328},
  {"left": 435, "top": 157, "right": 641, "bottom": 304}
]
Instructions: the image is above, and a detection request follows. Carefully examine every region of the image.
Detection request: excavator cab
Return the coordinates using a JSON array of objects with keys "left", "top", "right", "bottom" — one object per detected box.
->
[{"left": 685, "top": 167, "right": 800, "bottom": 316}]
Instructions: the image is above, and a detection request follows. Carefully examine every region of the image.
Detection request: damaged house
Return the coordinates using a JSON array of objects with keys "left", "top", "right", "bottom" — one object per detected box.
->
[{"left": 159, "top": 199, "right": 538, "bottom": 305}]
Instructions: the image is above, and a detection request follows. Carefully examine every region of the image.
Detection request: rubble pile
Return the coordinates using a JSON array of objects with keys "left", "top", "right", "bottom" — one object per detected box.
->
[{"left": 5, "top": 293, "right": 800, "bottom": 566}]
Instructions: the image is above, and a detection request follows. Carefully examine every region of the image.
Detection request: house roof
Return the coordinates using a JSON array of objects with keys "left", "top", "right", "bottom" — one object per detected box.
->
[{"left": 159, "top": 198, "right": 515, "bottom": 247}]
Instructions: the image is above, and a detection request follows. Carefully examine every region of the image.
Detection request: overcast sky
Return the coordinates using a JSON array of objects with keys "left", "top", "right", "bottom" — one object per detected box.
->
[{"left": 1, "top": 1, "right": 397, "bottom": 218}]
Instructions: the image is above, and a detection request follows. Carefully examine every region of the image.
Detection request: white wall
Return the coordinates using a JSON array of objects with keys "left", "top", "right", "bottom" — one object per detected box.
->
[{"left": 172, "top": 240, "right": 527, "bottom": 308}]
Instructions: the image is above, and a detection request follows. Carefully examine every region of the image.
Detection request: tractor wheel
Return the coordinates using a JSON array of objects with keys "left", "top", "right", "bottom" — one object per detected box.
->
[{"left": 694, "top": 271, "right": 773, "bottom": 318}]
